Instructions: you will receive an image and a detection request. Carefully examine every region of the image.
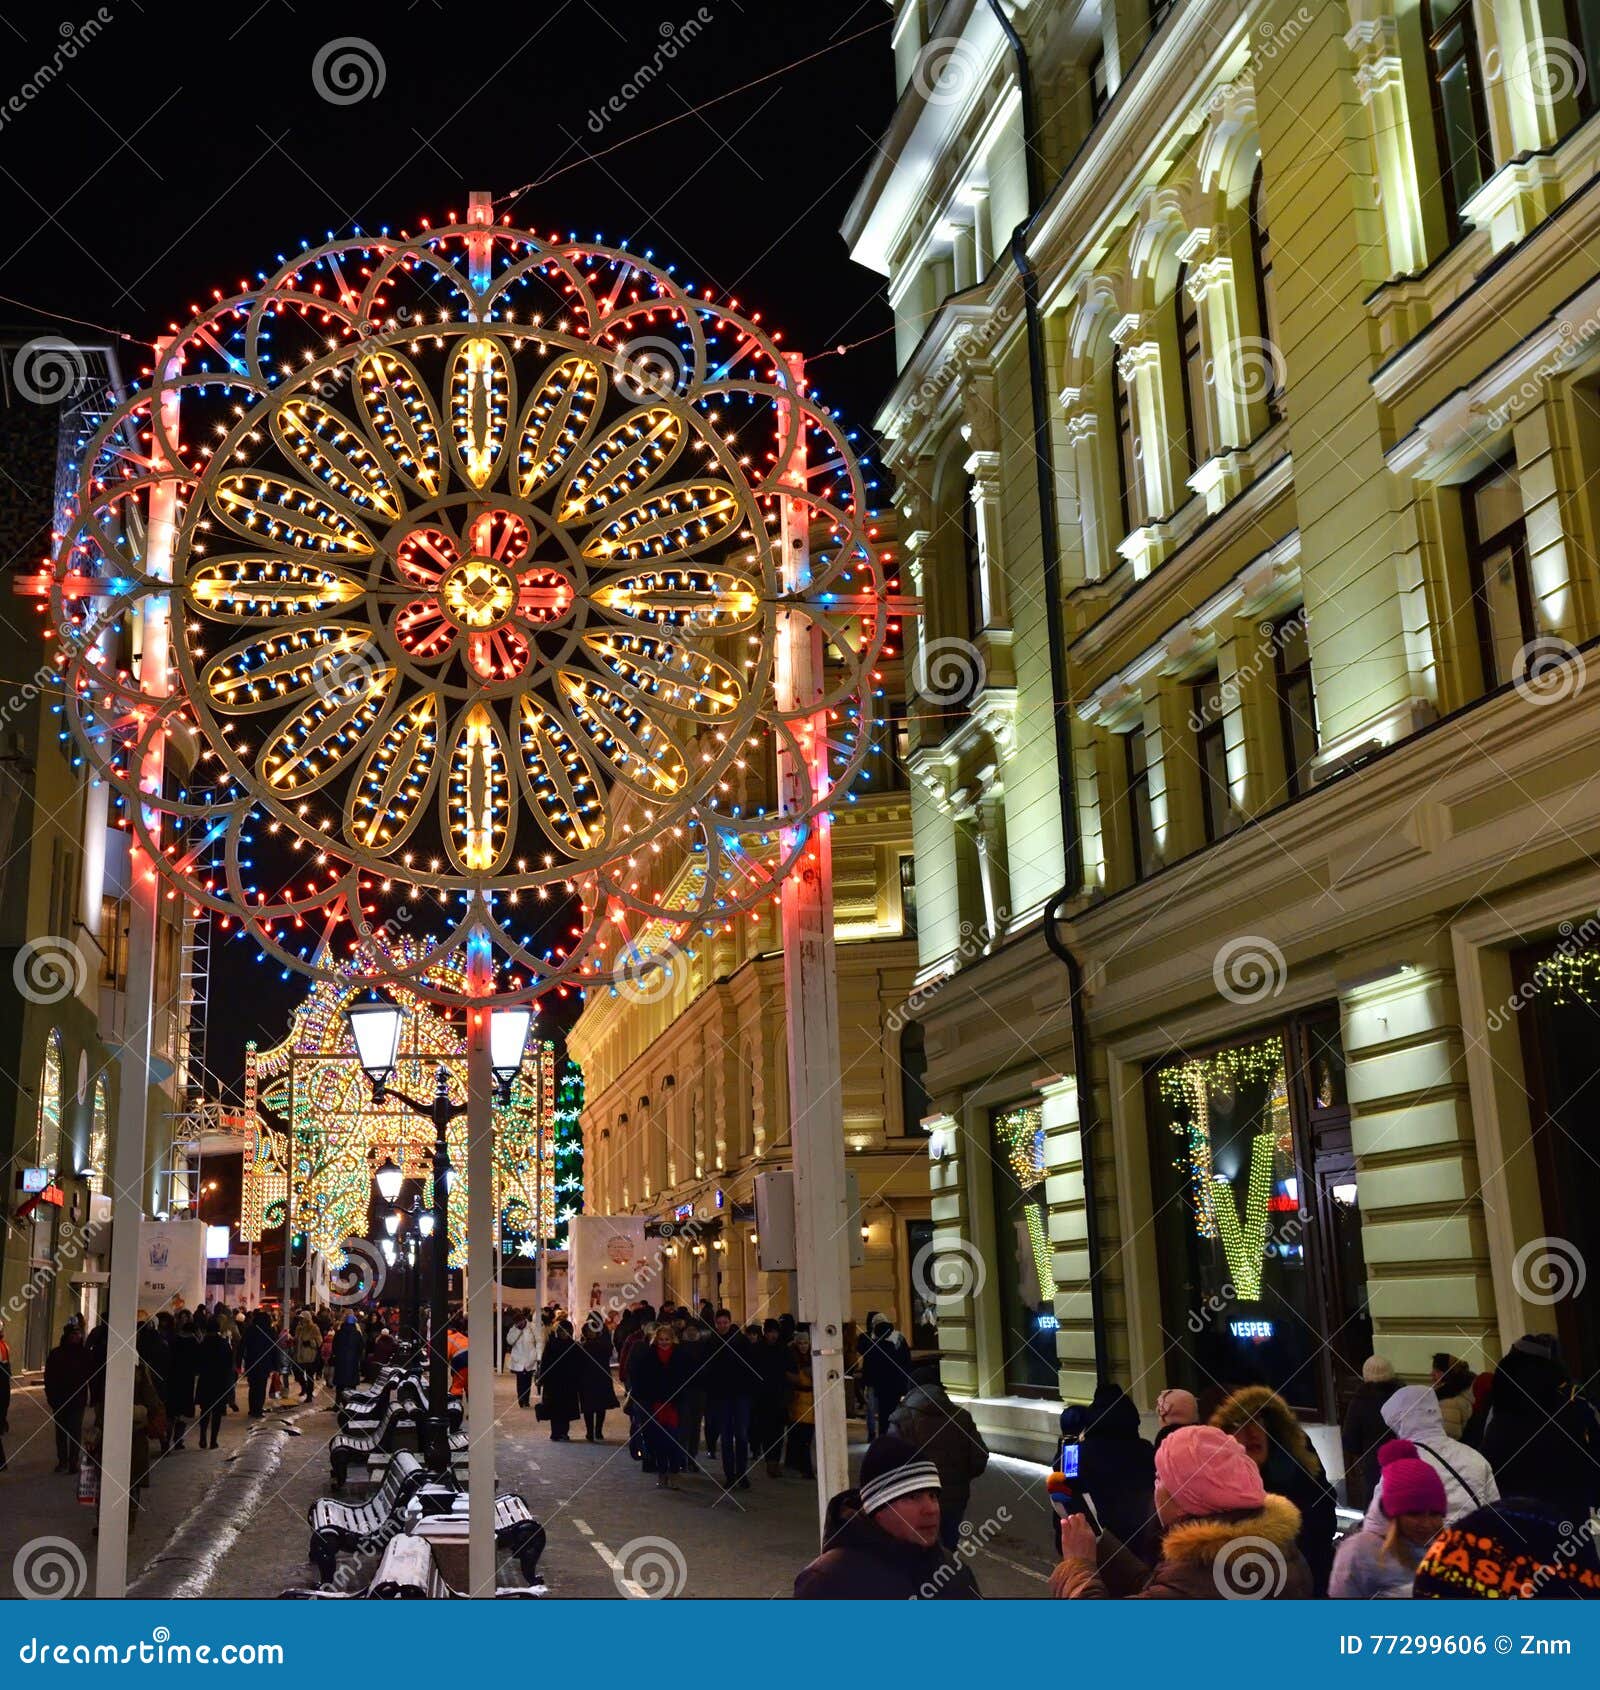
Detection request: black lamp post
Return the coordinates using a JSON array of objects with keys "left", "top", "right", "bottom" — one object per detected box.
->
[{"left": 346, "top": 1000, "right": 531, "bottom": 1473}]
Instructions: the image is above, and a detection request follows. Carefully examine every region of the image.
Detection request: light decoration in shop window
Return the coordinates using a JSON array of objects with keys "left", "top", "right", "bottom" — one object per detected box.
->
[
  {"left": 992, "top": 1104, "right": 1054, "bottom": 1303},
  {"left": 48, "top": 208, "right": 891, "bottom": 1007},
  {"left": 241, "top": 939, "right": 555, "bottom": 1269},
  {"left": 1530, "top": 944, "right": 1600, "bottom": 1005},
  {"left": 1157, "top": 1037, "right": 1292, "bottom": 1300}
]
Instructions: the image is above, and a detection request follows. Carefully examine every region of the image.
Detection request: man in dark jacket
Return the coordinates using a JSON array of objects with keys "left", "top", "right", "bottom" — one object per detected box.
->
[
  {"left": 1480, "top": 1334, "right": 1600, "bottom": 1514},
  {"left": 862, "top": 1317, "right": 914, "bottom": 1423},
  {"left": 795, "top": 1434, "right": 981, "bottom": 1599},
  {"left": 751, "top": 1319, "right": 792, "bottom": 1478},
  {"left": 1340, "top": 1354, "right": 1400, "bottom": 1509},
  {"left": 887, "top": 1362, "right": 989, "bottom": 1545},
  {"left": 43, "top": 1324, "right": 93, "bottom": 1473},
  {"left": 240, "top": 1310, "right": 278, "bottom": 1418},
  {"left": 701, "top": 1309, "right": 758, "bottom": 1489},
  {"left": 1076, "top": 1382, "right": 1159, "bottom": 1567}
]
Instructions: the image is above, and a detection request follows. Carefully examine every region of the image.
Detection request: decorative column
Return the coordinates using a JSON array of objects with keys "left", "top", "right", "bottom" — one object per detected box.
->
[
  {"left": 962, "top": 369, "right": 1012, "bottom": 632},
  {"left": 1114, "top": 327, "right": 1176, "bottom": 577},
  {"left": 1148, "top": 682, "right": 1204, "bottom": 862},
  {"left": 1344, "top": 6, "right": 1434, "bottom": 277}
]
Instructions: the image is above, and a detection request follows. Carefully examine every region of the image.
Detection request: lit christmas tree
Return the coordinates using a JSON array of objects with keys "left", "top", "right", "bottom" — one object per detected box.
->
[{"left": 553, "top": 1056, "right": 584, "bottom": 1247}]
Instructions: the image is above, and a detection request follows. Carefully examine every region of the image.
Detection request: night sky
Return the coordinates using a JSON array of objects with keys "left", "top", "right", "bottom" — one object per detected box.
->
[{"left": 0, "top": 2, "right": 899, "bottom": 1098}]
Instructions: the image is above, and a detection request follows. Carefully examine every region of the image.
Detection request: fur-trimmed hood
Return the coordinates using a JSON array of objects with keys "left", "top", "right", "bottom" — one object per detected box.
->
[{"left": 1161, "top": 1493, "right": 1303, "bottom": 1567}]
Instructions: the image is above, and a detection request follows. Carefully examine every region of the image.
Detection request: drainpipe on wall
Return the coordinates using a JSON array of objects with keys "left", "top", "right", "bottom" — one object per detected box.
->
[{"left": 984, "top": 0, "right": 1109, "bottom": 1388}]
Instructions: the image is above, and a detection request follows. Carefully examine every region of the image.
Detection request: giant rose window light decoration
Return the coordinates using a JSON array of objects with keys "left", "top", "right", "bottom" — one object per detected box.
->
[{"left": 52, "top": 210, "right": 890, "bottom": 1004}]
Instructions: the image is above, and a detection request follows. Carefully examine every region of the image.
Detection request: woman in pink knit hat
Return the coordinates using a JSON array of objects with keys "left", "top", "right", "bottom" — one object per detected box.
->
[
  {"left": 1329, "top": 1440, "right": 1447, "bottom": 1598},
  {"left": 1051, "top": 1423, "right": 1313, "bottom": 1599}
]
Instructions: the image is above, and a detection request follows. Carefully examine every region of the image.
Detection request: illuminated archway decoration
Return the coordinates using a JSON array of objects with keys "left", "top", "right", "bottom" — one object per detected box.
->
[
  {"left": 51, "top": 207, "right": 888, "bottom": 1005},
  {"left": 242, "top": 941, "right": 555, "bottom": 1268}
]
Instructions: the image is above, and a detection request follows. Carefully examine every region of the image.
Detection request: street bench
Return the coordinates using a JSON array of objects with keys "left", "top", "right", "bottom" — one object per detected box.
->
[
  {"left": 338, "top": 1368, "right": 426, "bottom": 1429},
  {"left": 280, "top": 1528, "right": 545, "bottom": 1599},
  {"left": 360, "top": 1429, "right": 469, "bottom": 1491},
  {"left": 307, "top": 1450, "right": 430, "bottom": 1581}
]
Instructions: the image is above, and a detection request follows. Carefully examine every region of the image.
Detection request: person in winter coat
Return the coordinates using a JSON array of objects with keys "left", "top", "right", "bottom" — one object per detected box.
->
[
  {"left": 292, "top": 1311, "right": 321, "bottom": 1400},
  {"left": 577, "top": 1316, "right": 618, "bottom": 1442},
  {"left": 1330, "top": 1440, "right": 1448, "bottom": 1598},
  {"left": 1153, "top": 1388, "right": 1198, "bottom": 1449},
  {"left": 193, "top": 1315, "right": 236, "bottom": 1449},
  {"left": 1051, "top": 1423, "right": 1313, "bottom": 1600},
  {"left": 794, "top": 1434, "right": 981, "bottom": 1599},
  {"left": 628, "top": 1323, "right": 689, "bottom": 1486},
  {"left": 1342, "top": 1354, "right": 1402, "bottom": 1509},
  {"left": 785, "top": 1333, "right": 816, "bottom": 1479},
  {"left": 1372, "top": 1384, "right": 1498, "bottom": 1524},
  {"left": 507, "top": 1311, "right": 539, "bottom": 1409},
  {"left": 1074, "top": 1382, "right": 1159, "bottom": 1567},
  {"left": 44, "top": 1324, "right": 94, "bottom": 1473},
  {"left": 1431, "top": 1353, "right": 1476, "bottom": 1441},
  {"left": 1211, "top": 1385, "right": 1338, "bottom": 1596},
  {"left": 164, "top": 1312, "right": 200, "bottom": 1450},
  {"left": 240, "top": 1310, "right": 278, "bottom": 1418},
  {"left": 751, "top": 1319, "right": 793, "bottom": 1478},
  {"left": 1478, "top": 1334, "right": 1600, "bottom": 1514},
  {"left": 700, "top": 1310, "right": 757, "bottom": 1486},
  {"left": 538, "top": 1319, "right": 581, "bottom": 1440},
  {"left": 331, "top": 1312, "right": 364, "bottom": 1403},
  {"left": 861, "top": 1317, "right": 914, "bottom": 1423},
  {"left": 887, "top": 1362, "right": 990, "bottom": 1546},
  {"left": 1460, "top": 1370, "right": 1495, "bottom": 1450},
  {"left": 1412, "top": 1496, "right": 1600, "bottom": 1599}
]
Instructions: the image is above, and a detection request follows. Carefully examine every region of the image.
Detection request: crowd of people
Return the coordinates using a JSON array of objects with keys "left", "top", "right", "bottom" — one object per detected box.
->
[{"left": 793, "top": 1330, "right": 1600, "bottom": 1601}]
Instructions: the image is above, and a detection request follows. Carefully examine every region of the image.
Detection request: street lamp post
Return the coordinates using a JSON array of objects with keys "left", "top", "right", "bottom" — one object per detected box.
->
[{"left": 346, "top": 1001, "right": 530, "bottom": 1474}]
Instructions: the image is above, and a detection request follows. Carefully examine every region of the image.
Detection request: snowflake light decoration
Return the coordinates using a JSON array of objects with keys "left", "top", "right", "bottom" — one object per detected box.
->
[{"left": 52, "top": 205, "right": 888, "bottom": 1003}]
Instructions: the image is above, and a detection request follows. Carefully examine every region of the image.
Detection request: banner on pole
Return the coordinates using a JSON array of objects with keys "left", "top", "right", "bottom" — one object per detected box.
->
[
  {"left": 567, "top": 1216, "right": 660, "bottom": 1320},
  {"left": 136, "top": 1219, "right": 208, "bottom": 1316}
]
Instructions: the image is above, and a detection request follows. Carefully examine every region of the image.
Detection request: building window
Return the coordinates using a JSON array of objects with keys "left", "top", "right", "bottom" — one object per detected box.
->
[
  {"left": 1112, "top": 354, "right": 1140, "bottom": 536},
  {"left": 1248, "top": 165, "right": 1284, "bottom": 421},
  {"left": 1464, "top": 457, "right": 1535, "bottom": 690},
  {"left": 36, "top": 1028, "right": 64, "bottom": 1178},
  {"left": 1425, "top": 1, "right": 1495, "bottom": 233},
  {"left": 1125, "top": 724, "right": 1157, "bottom": 879},
  {"left": 1146, "top": 1012, "right": 1367, "bottom": 1416},
  {"left": 899, "top": 1021, "right": 929, "bottom": 1134},
  {"left": 898, "top": 853, "right": 919, "bottom": 936},
  {"left": 1150, "top": 0, "right": 1177, "bottom": 29},
  {"left": 1175, "top": 264, "right": 1205, "bottom": 483},
  {"left": 905, "top": 1217, "right": 941, "bottom": 1350},
  {"left": 1193, "top": 672, "right": 1236, "bottom": 842},
  {"left": 100, "top": 894, "right": 129, "bottom": 988},
  {"left": 960, "top": 474, "right": 984, "bottom": 639},
  {"left": 1088, "top": 50, "right": 1109, "bottom": 122},
  {"left": 990, "top": 1102, "right": 1057, "bottom": 1394},
  {"left": 1567, "top": 0, "right": 1600, "bottom": 116},
  {"left": 88, "top": 1078, "right": 110, "bottom": 1198},
  {"left": 1274, "top": 611, "right": 1319, "bottom": 797}
]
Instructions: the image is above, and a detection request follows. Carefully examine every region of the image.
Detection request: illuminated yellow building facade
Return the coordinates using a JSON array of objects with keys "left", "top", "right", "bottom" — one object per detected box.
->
[{"left": 844, "top": 0, "right": 1600, "bottom": 1464}]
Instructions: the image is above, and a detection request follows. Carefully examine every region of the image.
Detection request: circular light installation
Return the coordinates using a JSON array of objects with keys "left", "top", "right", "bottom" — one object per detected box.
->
[{"left": 52, "top": 211, "right": 888, "bottom": 1004}]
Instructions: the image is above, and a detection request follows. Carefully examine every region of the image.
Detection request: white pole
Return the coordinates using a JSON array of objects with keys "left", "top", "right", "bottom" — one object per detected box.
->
[
  {"left": 95, "top": 339, "right": 179, "bottom": 1596},
  {"left": 465, "top": 923, "right": 496, "bottom": 1596},
  {"left": 774, "top": 352, "right": 851, "bottom": 1537}
]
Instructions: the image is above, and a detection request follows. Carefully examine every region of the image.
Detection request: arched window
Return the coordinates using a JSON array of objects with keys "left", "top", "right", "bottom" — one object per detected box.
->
[
  {"left": 960, "top": 471, "right": 984, "bottom": 638},
  {"left": 36, "top": 1029, "right": 64, "bottom": 1178},
  {"left": 1248, "top": 165, "right": 1284, "bottom": 421},
  {"left": 900, "top": 1022, "right": 930, "bottom": 1135},
  {"left": 1174, "top": 263, "right": 1206, "bottom": 479},
  {"left": 1111, "top": 352, "right": 1141, "bottom": 535},
  {"left": 88, "top": 1076, "right": 110, "bottom": 1197}
]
